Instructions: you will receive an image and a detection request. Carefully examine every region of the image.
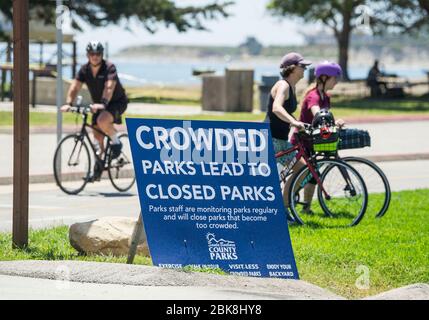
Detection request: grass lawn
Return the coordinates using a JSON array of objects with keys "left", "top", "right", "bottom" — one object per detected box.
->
[
  {"left": 126, "top": 85, "right": 201, "bottom": 106},
  {"left": 290, "top": 189, "right": 429, "bottom": 299},
  {"left": 0, "top": 111, "right": 78, "bottom": 127},
  {"left": 0, "top": 189, "right": 427, "bottom": 299}
]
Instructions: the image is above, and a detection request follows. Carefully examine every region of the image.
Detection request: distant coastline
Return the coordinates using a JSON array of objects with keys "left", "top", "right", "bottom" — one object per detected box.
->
[{"left": 116, "top": 43, "right": 429, "bottom": 68}]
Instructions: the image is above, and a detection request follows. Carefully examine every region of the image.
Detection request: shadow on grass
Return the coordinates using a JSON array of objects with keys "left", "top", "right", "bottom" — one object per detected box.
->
[
  {"left": 289, "top": 211, "right": 360, "bottom": 229},
  {"left": 74, "top": 191, "right": 135, "bottom": 198},
  {"left": 15, "top": 245, "right": 80, "bottom": 261},
  {"left": 334, "top": 95, "right": 429, "bottom": 112}
]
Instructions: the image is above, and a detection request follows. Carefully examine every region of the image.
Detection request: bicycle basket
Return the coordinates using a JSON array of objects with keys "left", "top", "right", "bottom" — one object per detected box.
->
[
  {"left": 338, "top": 128, "right": 371, "bottom": 150},
  {"left": 312, "top": 126, "right": 339, "bottom": 153}
]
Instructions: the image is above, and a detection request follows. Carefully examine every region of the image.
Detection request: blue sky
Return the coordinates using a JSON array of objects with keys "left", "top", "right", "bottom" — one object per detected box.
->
[{"left": 72, "top": 0, "right": 320, "bottom": 54}]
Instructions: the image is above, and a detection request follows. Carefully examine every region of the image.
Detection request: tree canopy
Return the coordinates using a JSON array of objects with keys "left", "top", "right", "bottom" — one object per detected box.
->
[
  {"left": 267, "top": 0, "right": 429, "bottom": 80},
  {"left": 0, "top": 0, "right": 233, "bottom": 41}
]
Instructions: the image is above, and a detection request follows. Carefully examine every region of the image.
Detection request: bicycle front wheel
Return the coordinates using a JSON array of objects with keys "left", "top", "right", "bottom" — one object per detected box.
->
[
  {"left": 289, "top": 159, "right": 368, "bottom": 228},
  {"left": 108, "top": 133, "right": 136, "bottom": 192},
  {"left": 342, "top": 156, "right": 391, "bottom": 218},
  {"left": 53, "top": 134, "right": 91, "bottom": 195}
]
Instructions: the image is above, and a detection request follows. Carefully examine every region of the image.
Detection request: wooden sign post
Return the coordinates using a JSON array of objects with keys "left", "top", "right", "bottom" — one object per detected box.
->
[{"left": 12, "top": 0, "right": 30, "bottom": 248}]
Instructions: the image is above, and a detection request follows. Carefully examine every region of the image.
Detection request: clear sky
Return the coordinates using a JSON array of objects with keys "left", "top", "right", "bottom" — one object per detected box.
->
[{"left": 72, "top": 0, "right": 320, "bottom": 54}]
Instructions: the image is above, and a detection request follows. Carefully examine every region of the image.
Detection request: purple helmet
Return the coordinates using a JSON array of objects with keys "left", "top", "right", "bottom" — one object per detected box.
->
[{"left": 315, "top": 61, "right": 342, "bottom": 78}]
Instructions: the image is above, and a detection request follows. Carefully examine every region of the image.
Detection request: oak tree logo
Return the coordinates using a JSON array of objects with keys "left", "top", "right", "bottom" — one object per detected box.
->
[{"left": 206, "top": 232, "right": 238, "bottom": 260}]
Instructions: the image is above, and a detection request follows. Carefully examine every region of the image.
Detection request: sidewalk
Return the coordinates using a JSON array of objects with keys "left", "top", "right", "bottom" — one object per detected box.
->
[
  {"left": 0, "top": 261, "right": 427, "bottom": 300},
  {"left": 0, "top": 260, "right": 343, "bottom": 300}
]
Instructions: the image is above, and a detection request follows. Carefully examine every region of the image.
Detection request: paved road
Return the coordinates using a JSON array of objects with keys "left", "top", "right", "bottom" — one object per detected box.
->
[
  {"left": 1, "top": 119, "right": 428, "bottom": 232},
  {"left": 0, "top": 180, "right": 139, "bottom": 232},
  {"left": 1, "top": 159, "right": 428, "bottom": 232},
  {"left": 1, "top": 120, "right": 428, "bottom": 178},
  {"left": 0, "top": 275, "right": 285, "bottom": 300}
]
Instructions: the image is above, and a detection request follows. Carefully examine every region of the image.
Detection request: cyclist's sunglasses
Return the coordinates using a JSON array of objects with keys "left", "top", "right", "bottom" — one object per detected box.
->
[{"left": 88, "top": 52, "right": 102, "bottom": 57}]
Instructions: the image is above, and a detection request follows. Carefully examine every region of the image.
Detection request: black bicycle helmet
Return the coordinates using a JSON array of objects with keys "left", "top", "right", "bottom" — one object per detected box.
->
[
  {"left": 312, "top": 109, "right": 335, "bottom": 128},
  {"left": 86, "top": 41, "right": 104, "bottom": 54}
]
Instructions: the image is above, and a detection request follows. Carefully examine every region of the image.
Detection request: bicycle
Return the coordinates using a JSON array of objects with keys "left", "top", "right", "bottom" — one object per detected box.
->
[
  {"left": 313, "top": 128, "right": 391, "bottom": 218},
  {"left": 276, "top": 124, "right": 368, "bottom": 228},
  {"left": 330, "top": 155, "right": 391, "bottom": 218},
  {"left": 53, "top": 98, "right": 135, "bottom": 195}
]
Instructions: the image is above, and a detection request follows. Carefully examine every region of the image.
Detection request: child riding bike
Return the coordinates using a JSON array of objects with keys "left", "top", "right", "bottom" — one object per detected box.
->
[{"left": 290, "top": 61, "right": 345, "bottom": 214}]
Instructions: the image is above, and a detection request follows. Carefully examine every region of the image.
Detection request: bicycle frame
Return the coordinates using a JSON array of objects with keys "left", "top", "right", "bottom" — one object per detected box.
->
[
  {"left": 275, "top": 135, "right": 330, "bottom": 199},
  {"left": 74, "top": 109, "right": 112, "bottom": 169}
]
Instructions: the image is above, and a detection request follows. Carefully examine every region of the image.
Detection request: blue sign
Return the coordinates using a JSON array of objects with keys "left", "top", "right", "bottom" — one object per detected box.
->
[{"left": 126, "top": 118, "right": 298, "bottom": 279}]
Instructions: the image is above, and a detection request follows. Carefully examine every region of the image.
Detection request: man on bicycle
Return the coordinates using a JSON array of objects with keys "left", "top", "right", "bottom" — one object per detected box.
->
[{"left": 61, "top": 41, "right": 128, "bottom": 180}]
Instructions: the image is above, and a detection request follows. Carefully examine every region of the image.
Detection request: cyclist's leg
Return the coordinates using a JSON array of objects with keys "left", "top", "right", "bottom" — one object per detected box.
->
[
  {"left": 96, "top": 110, "right": 116, "bottom": 140},
  {"left": 92, "top": 111, "right": 105, "bottom": 154},
  {"left": 98, "top": 102, "right": 127, "bottom": 159},
  {"left": 272, "top": 137, "right": 305, "bottom": 208}
]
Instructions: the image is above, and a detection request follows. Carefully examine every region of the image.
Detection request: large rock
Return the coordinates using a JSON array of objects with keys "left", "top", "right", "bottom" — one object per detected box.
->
[{"left": 69, "top": 217, "right": 149, "bottom": 257}]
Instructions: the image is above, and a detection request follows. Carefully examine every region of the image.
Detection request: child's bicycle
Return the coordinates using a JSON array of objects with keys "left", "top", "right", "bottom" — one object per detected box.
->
[
  {"left": 276, "top": 124, "right": 368, "bottom": 228},
  {"left": 333, "top": 129, "right": 391, "bottom": 218},
  {"left": 53, "top": 98, "right": 135, "bottom": 195}
]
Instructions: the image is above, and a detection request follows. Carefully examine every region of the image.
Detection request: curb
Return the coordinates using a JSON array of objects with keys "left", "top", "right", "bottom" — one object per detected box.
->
[
  {"left": 0, "top": 260, "right": 344, "bottom": 300},
  {"left": 1, "top": 115, "right": 429, "bottom": 134},
  {"left": 0, "top": 172, "right": 111, "bottom": 186},
  {"left": 366, "top": 153, "right": 429, "bottom": 162}
]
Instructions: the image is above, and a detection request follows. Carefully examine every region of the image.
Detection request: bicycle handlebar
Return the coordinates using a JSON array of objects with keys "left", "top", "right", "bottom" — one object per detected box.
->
[
  {"left": 296, "top": 123, "right": 313, "bottom": 137},
  {"left": 69, "top": 104, "right": 92, "bottom": 115}
]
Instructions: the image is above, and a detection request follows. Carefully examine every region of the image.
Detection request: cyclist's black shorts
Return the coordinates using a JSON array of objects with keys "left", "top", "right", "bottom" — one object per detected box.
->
[{"left": 92, "top": 99, "right": 128, "bottom": 125}]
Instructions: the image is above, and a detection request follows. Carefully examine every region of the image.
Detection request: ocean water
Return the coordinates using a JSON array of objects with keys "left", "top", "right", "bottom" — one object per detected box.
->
[
  {"left": 2, "top": 45, "right": 428, "bottom": 86},
  {"left": 112, "top": 59, "right": 429, "bottom": 87}
]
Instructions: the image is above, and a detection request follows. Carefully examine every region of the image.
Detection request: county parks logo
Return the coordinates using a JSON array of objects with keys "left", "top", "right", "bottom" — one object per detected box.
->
[{"left": 206, "top": 233, "right": 238, "bottom": 260}]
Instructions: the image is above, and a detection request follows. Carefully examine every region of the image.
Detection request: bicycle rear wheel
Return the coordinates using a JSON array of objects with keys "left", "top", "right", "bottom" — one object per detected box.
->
[
  {"left": 289, "top": 159, "right": 368, "bottom": 228},
  {"left": 342, "top": 157, "right": 391, "bottom": 218},
  {"left": 53, "top": 134, "right": 91, "bottom": 195},
  {"left": 108, "top": 133, "right": 136, "bottom": 192}
]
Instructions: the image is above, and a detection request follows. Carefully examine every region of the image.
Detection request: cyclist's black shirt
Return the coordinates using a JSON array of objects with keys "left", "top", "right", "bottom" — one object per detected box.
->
[
  {"left": 265, "top": 79, "right": 297, "bottom": 140},
  {"left": 76, "top": 60, "right": 127, "bottom": 104}
]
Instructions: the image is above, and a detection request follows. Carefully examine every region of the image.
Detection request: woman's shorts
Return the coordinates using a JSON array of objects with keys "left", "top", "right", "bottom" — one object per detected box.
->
[{"left": 273, "top": 137, "right": 297, "bottom": 165}]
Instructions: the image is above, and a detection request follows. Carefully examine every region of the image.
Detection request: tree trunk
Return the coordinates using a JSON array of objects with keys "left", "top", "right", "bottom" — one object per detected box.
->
[
  {"left": 337, "top": 8, "right": 352, "bottom": 81},
  {"left": 337, "top": 33, "right": 350, "bottom": 81}
]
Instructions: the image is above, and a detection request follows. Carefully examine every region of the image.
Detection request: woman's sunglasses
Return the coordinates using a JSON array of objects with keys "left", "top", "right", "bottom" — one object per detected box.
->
[{"left": 297, "top": 64, "right": 308, "bottom": 70}]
